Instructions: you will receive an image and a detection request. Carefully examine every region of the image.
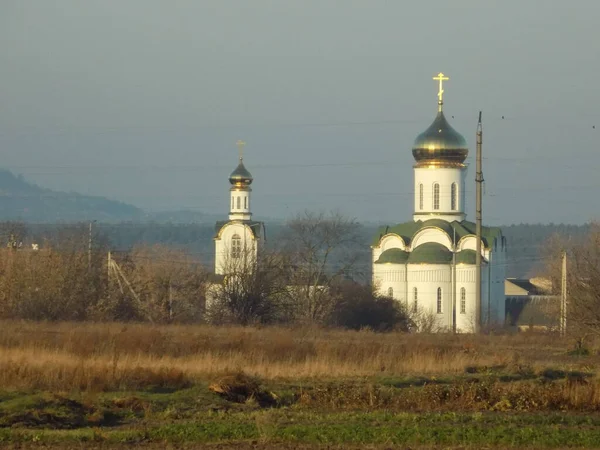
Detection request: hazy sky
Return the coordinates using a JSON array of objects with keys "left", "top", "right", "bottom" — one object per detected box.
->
[{"left": 1, "top": 0, "right": 599, "bottom": 224}]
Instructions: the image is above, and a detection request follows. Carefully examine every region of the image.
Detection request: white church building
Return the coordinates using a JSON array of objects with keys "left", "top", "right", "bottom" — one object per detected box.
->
[
  {"left": 214, "top": 141, "right": 264, "bottom": 276},
  {"left": 372, "top": 74, "right": 506, "bottom": 332}
]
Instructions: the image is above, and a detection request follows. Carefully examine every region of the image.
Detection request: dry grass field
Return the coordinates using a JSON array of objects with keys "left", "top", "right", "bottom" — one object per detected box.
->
[
  {"left": 0, "top": 321, "right": 582, "bottom": 389},
  {"left": 1, "top": 321, "right": 600, "bottom": 448}
]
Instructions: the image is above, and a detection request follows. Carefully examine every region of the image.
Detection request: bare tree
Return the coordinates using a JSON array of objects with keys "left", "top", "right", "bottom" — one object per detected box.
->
[
  {"left": 409, "top": 307, "right": 445, "bottom": 333},
  {"left": 543, "top": 223, "right": 600, "bottom": 343},
  {"left": 206, "top": 247, "right": 289, "bottom": 325},
  {"left": 96, "top": 244, "right": 208, "bottom": 323},
  {"left": 0, "top": 221, "right": 27, "bottom": 250},
  {"left": 279, "top": 211, "right": 363, "bottom": 324},
  {"left": 0, "top": 223, "right": 108, "bottom": 320}
]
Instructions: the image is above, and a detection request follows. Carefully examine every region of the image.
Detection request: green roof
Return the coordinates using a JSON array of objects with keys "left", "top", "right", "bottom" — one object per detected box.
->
[
  {"left": 374, "top": 247, "right": 487, "bottom": 266},
  {"left": 455, "top": 249, "right": 487, "bottom": 265},
  {"left": 375, "top": 248, "right": 410, "bottom": 264},
  {"left": 373, "top": 219, "right": 503, "bottom": 250},
  {"left": 408, "top": 242, "right": 453, "bottom": 264}
]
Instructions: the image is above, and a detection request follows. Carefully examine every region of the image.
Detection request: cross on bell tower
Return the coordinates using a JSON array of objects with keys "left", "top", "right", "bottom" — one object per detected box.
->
[{"left": 236, "top": 139, "right": 246, "bottom": 161}]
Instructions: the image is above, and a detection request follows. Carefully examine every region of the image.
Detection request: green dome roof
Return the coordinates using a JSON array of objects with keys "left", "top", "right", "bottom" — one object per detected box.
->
[
  {"left": 375, "top": 248, "right": 410, "bottom": 264},
  {"left": 455, "top": 249, "right": 487, "bottom": 265},
  {"left": 408, "top": 242, "right": 453, "bottom": 264},
  {"left": 412, "top": 111, "right": 468, "bottom": 166},
  {"left": 229, "top": 159, "right": 253, "bottom": 186},
  {"left": 373, "top": 219, "right": 503, "bottom": 250}
]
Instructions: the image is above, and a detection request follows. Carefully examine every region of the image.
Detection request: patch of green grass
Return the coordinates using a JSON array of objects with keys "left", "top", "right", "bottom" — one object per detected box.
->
[
  {"left": 2, "top": 411, "right": 600, "bottom": 448},
  {"left": 4, "top": 369, "right": 600, "bottom": 449}
]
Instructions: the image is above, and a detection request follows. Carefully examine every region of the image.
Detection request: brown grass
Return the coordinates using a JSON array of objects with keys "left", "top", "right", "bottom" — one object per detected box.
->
[
  {"left": 0, "top": 321, "right": 592, "bottom": 392},
  {"left": 298, "top": 377, "right": 600, "bottom": 412}
]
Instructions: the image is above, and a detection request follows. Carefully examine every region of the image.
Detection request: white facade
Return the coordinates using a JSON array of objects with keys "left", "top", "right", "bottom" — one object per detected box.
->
[
  {"left": 413, "top": 167, "right": 467, "bottom": 222},
  {"left": 373, "top": 232, "right": 506, "bottom": 332},
  {"left": 372, "top": 76, "right": 506, "bottom": 332},
  {"left": 229, "top": 187, "right": 251, "bottom": 221},
  {"left": 214, "top": 221, "right": 258, "bottom": 275},
  {"left": 214, "top": 155, "right": 262, "bottom": 275}
]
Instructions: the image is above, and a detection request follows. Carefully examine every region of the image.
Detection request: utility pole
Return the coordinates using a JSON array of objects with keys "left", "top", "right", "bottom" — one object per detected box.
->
[
  {"left": 452, "top": 226, "right": 457, "bottom": 333},
  {"left": 560, "top": 251, "right": 567, "bottom": 336},
  {"left": 475, "top": 111, "right": 483, "bottom": 333},
  {"left": 107, "top": 251, "right": 112, "bottom": 283},
  {"left": 168, "top": 280, "right": 173, "bottom": 322}
]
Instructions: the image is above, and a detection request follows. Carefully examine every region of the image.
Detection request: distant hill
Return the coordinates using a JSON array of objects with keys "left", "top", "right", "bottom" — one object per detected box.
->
[
  {"left": 0, "top": 169, "right": 142, "bottom": 222},
  {"left": 143, "top": 209, "right": 222, "bottom": 224}
]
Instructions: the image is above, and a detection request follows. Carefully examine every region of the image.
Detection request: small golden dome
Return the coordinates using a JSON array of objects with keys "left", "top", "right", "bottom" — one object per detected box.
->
[{"left": 229, "top": 159, "right": 253, "bottom": 186}]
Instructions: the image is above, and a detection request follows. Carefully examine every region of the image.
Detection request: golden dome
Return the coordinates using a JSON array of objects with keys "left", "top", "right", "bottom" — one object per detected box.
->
[
  {"left": 412, "top": 111, "right": 468, "bottom": 167},
  {"left": 229, "top": 159, "right": 253, "bottom": 186}
]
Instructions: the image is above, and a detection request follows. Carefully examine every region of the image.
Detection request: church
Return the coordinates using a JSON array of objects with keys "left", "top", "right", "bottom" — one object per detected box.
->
[
  {"left": 214, "top": 141, "right": 265, "bottom": 276},
  {"left": 212, "top": 76, "right": 506, "bottom": 333},
  {"left": 371, "top": 74, "right": 506, "bottom": 332}
]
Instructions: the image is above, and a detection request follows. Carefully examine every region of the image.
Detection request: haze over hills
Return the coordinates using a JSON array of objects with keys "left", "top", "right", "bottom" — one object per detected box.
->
[
  {"left": 0, "top": 167, "right": 591, "bottom": 277},
  {"left": 0, "top": 168, "right": 224, "bottom": 223}
]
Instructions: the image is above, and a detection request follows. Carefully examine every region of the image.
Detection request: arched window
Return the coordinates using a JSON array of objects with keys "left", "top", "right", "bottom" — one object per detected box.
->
[
  {"left": 387, "top": 287, "right": 393, "bottom": 297},
  {"left": 237, "top": 196, "right": 241, "bottom": 209},
  {"left": 231, "top": 196, "right": 234, "bottom": 210},
  {"left": 460, "top": 287, "right": 466, "bottom": 314},
  {"left": 433, "top": 184, "right": 440, "bottom": 210},
  {"left": 231, "top": 234, "right": 242, "bottom": 259},
  {"left": 436, "top": 287, "right": 442, "bottom": 314},
  {"left": 244, "top": 196, "right": 248, "bottom": 209},
  {"left": 413, "top": 287, "right": 418, "bottom": 313},
  {"left": 419, "top": 184, "right": 424, "bottom": 210},
  {"left": 451, "top": 183, "right": 457, "bottom": 211}
]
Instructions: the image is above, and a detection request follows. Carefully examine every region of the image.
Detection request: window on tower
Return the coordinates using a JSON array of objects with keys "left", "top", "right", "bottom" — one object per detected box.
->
[
  {"left": 244, "top": 196, "right": 247, "bottom": 209},
  {"left": 231, "top": 197, "right": 234, "bottom": 210},
  {"left": 237, "top": 196, "right": 241, "bottom": 210},
  {"left": 231, "top": 234, "right": 242, "bottom": 259},
  {"left": 451, "top": 183, "right": 457, "bottom": 210},
  {"left": 419, "top": 184, "right": 424, "bottom": 210},
  {"left": 433, "top": 184, "right": 440, "bottom": 210},
  {"left": 460, "top": 287, "right": 466, "bottom": 314},
  {"left": 437, "top": 287, "right": 442, "bottom": 314}
]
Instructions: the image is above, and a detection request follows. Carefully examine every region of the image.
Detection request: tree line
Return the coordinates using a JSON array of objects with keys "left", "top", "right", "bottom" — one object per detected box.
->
[
  {"left": 0, "top": 214, "right": 414, "bottom": 331},
  {"left": 24, "top": 221, "right": 586, "bottom": 278}
]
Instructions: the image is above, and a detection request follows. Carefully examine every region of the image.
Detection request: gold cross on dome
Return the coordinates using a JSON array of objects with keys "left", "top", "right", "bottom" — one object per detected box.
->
[
  {"left": 433, "top": 72, "right": 449, "bottom": 110},
  {"left": 236, "top": 140, "right": 246, "bottom": 160}
]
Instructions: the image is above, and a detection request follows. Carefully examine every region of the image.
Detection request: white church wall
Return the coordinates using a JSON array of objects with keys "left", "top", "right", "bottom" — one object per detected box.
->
[
  {"left": 407, "top": 264, "right": 452, "bottom": 330},
  {"left": 373, "top": 264, "right": 407, "bottom": 303},
  {"left": 455, "top": 266, "right": 478, "bottom": 332},
  {"left": 457, "top": 236, "right": 477, "bottom": 251},
  {"left": 411, "top": 228, "right": 453, "bottom": 251},
  {"left": 380, "top": 234, "right": 406, "bottom": 252},
  {"left": 215, "top": 222, "right": 257, "bottom": 275},
  {"left": 229, "top": 188, "right": 252, "bottom": 220},
  {"left": 372, "top": 234, "right": 406, "bottom": 264},
  {"left": 413, "top": 167, "right": 467, "bottom": 222}
]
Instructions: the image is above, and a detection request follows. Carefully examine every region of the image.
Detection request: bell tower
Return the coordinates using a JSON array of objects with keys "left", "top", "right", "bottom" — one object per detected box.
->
[{"left": 228, "top": 140, "right": 253, "bottom": 221}]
